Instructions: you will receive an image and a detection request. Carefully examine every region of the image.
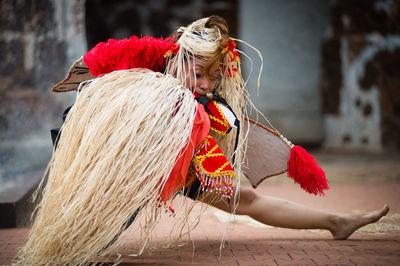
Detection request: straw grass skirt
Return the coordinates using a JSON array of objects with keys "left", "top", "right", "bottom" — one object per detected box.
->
[{"left": 13, "top": 69, "right": 198, "bottom": 265}]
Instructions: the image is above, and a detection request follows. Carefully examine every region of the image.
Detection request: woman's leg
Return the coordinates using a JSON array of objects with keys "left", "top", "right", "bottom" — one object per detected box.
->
[{"left": 197, "top": 186, "right": 389, "bottom": 240}]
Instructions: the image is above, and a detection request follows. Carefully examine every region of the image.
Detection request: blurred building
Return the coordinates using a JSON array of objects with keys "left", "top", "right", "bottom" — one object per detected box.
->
[
  {"left": 321, "top": 0, "right": 400, "bottom": 152},
  {"left": 0, "top": 0, "right": 399, "bottom": 226},
  {"left": 242, "top": 0, "right": 400, "bottom": 152}
]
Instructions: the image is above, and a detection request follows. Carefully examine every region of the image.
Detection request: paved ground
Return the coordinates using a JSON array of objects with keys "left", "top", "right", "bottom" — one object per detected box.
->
[{"left": 1, "top": 152, "right": 400, "bottom": 265}]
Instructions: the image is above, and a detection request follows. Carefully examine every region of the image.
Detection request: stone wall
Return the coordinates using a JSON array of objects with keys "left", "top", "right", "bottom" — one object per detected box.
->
[
  {"left": 0, "top": 0, "right": 86, "bottom": 191},
  {"left": 321, "top": 0, "right": 400, "bottom": 152}
]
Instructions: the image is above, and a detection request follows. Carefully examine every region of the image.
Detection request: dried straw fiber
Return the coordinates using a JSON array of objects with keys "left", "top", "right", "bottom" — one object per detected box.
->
[{"left": 14, "top": 69, "right": 198, "bottom": 265}]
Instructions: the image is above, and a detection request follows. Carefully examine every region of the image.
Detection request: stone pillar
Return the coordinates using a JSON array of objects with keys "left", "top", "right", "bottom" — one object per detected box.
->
[
  {"left": 239, "top": 0, "right": 330, "bottom": 144},
  {"left": 321, "top": 0, "right": 400, "bottom": 152}
]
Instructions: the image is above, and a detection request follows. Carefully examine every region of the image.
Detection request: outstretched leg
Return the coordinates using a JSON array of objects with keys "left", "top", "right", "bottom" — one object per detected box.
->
[{"left": 197, "top": 186, "right": 389, "bottom": 240}]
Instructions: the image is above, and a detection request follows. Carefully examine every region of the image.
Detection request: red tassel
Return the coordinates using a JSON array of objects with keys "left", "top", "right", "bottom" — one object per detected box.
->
[{"left": 287, "top": 145, "right": 329, "bottom": 196}]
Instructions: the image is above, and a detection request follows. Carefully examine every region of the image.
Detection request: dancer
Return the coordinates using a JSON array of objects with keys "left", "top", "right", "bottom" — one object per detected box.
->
[{"left": 14, "top": 16, "right": 389, "bottom": 265}]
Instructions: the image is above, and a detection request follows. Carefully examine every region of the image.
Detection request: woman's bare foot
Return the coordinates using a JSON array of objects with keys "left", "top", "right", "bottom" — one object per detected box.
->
[{"left": 330, "top": 204, "right": 390, "bottom": 240}]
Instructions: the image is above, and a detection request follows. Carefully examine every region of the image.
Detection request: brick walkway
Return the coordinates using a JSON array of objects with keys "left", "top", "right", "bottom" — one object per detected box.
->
[{"left": 1, "top": 183, "right": 400, "bottom": 265}]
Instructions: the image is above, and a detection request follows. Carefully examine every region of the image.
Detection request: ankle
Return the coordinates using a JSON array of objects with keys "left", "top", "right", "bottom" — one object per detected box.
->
[{"left": 328, "top": 214, "right": 346, "bottom": 238}]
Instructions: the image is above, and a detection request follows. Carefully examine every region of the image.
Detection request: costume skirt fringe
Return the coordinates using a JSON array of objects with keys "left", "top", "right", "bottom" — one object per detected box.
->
[{"left": 13, "top": 69, "right": 198, "bottom": 265}]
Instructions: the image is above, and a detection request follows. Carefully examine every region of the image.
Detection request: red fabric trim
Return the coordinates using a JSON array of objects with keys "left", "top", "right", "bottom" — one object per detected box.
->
[{"left": 160, "top": 104, "right": 210, "bottom": 200}]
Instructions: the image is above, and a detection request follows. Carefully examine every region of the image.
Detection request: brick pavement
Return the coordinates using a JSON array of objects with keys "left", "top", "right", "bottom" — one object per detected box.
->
[{"left": 1, "top": 183, "right": 400, "bottom": 265}]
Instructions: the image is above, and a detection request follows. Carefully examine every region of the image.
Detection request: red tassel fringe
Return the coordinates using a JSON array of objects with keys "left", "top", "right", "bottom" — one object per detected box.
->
[
  {"left": 287, "top": 145, "right": 329, "bottom": 196},
  {"left": 83, "top": 36, "right": 178, "bottom": 76}
]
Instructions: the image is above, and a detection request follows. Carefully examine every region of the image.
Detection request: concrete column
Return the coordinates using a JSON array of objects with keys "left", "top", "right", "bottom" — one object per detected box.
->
[{"left": 239, "top": 0, "right": 330, "bottom": 144}]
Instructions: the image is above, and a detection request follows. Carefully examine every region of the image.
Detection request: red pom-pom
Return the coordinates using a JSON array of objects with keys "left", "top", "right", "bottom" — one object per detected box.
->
[
  {"left": 287, "top": 145, "right": 329, "bottom": 196},
  {"left": 83, "top": 36, "right": 177, "bottom": 76}
]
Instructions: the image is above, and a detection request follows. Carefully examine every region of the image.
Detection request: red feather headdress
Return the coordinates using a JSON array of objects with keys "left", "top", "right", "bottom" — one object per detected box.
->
[{"left": 83, "top": 36, "right": 178, "bottom": 76}]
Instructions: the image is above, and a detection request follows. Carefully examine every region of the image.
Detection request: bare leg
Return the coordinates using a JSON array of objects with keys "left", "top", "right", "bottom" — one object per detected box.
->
[{"left": 197, "top": 186, "right": 390, "bottom": 240}]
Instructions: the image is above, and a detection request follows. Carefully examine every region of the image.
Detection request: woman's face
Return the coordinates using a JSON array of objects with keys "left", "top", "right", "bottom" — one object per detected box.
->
[{"left": 185, "top": 60, "right": 220, "bottom": 96}]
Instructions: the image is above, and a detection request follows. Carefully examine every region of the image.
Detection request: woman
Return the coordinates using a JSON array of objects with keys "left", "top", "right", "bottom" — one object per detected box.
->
[{"left": 14, "top": 16, "right": 389, "bottom": 265}]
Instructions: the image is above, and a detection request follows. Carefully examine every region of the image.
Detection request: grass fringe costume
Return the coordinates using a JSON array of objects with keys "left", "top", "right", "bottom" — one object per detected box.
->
[{"left": 15, "top": 69, "right": 201, "bottom": 265}]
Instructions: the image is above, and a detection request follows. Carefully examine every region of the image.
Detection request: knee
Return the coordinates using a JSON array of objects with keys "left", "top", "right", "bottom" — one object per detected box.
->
[{"left": 235, "top": 187, "right": 259, "bottom": 215}]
